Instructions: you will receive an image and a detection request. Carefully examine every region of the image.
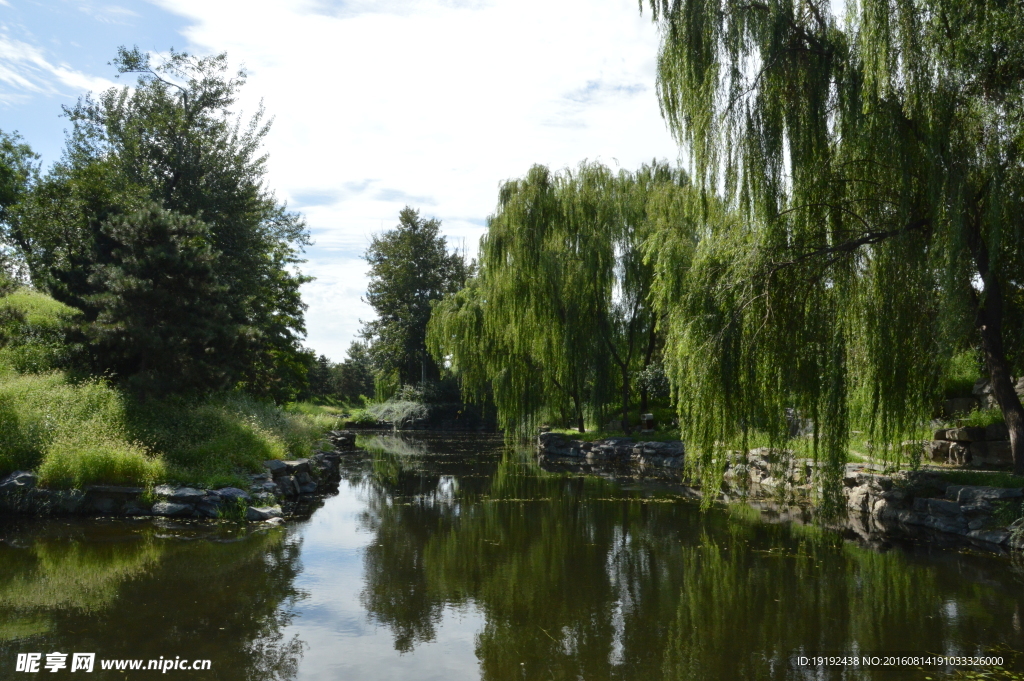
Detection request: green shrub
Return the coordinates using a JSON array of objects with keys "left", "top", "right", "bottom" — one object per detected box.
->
[
  {"left": 0, "top": 372, "right": 133, "bottom": 475},
  {"left": 126, "top": 392, "right": 339, "bottom": 483},
  {"left": 366, "top": 399, "right": 427, "bottom": 425},
  {"left": 346, "top": 409, "right": 379, "bottom": 426},
  {"left": 0, "top": 290, "right": 339, "bottom": 488},
  {"left": 943, "top": 350, "right": 981, "bottom": 399},
  {"left": 959, "top": 408, "right": 1005, "bottom": 427},
  {"left": 38, "top": 434, "right": 164, "bottom": 489},
  {"left": 0, "top": 371, "right": 339, "bottom": 488},
  {"left": 0, "top": 288, "right": 81, "bottom": 374}
]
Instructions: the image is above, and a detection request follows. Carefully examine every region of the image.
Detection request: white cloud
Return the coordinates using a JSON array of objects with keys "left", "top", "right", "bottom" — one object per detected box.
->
[
  {"left": 148, "top": 0, "right": 682, "bottom": 361},
  {"left": 0, "top": 33, "right": 117, "bottom": 103}
]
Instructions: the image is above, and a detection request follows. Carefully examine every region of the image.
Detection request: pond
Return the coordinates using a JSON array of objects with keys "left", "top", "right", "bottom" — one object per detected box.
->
[{"left": 1, "top": 433, "right": 1023, "bottom": 680}]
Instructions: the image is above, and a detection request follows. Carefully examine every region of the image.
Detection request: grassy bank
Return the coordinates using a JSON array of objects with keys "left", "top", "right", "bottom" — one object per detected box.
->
[
  {"left": 0, "top": 370, "right": 342, "bottom": 489},
  {"left": 0, "top": 287, "right": 341, "bottom": 490}
]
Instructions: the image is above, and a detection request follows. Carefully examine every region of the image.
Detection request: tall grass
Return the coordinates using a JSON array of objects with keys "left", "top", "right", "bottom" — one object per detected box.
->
[
  {"left": 0, "top": 288, "right": 81, "bottom": 374},
  {"left": 0, "top": 287, "right": 342, "bottom": 489},
  {"left": 0, "top": 373, "right": 341, "bottom": 489},
  {"left": 0, "top": 371, "right": 160, "bottom": 487}
]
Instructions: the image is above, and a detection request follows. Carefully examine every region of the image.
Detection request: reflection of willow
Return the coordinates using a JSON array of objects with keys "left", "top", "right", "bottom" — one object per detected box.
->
[
  {"left": 359, "top": 442, "right": 477, "bottom": 652},
  {"left": 0, "top": 526, "right": 306, "bottom": 681},
  {"left": 360, "top": 450, "right": 1024, "bottom": 680}
]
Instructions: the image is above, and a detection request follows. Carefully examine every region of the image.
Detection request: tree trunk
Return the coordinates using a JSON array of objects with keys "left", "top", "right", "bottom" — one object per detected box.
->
[
  {"left": 621, "top": 366, "right": 632, "bottom": 435},
  {"left": 967, "top": 217, "right": 1024, "bottom": 474},
  {"left": 571, "top": 392, "right": 585, "bottom": 433},
  {"left": 639, "top": 326, "right": 658, "bottom": 422},
  {"left": 974, "top": 288, "right": 1024, "bottom": 476}
]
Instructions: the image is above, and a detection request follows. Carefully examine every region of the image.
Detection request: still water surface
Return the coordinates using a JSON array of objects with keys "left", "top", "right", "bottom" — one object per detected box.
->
[{"left": 2, "top": 433, "right": 1023, "bottom": 680}]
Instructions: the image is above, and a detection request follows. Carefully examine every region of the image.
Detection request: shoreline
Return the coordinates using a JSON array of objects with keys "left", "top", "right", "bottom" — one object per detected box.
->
[
  {"left": 537, "top": 431, "right": 1024, "bottom": 554},
  {"left": 0, "top": 430, "right": 361, "bottom": 525}
]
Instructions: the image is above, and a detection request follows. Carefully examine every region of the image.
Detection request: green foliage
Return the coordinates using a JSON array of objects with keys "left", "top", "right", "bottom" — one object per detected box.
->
[
  {"left": 84, "top": 204, "right": 237, "bottom": 394},
  {"left": 217, "top": 496, "right": 250, "bottom": 521},
  {"left": 305, "top": 353, "right": 334, "bottom": 399},
  {"left": 992, "top": 499, "right": 1024, "bottom": 528},
  {"left": 345, "top": 409, "right": 379, "bottom": 427},
  {"left": 38, "top": 433, "right": 164, "bottom": 489},
  {"left": 644, "top": 0, "right": 1024, "bottom": 502},
  {"left": 0, "top": 371, "right": 137, "bottom": 475},
  {"left": 362, "top": 206, "right": 468, "bottom": 384},
  {"left": 126, "top": 392, "right": 339, "bottom": 483},
  {"left": 943, "top": 350, "right": 983, "bottom": 399},
  {"left": 428, "top": 161, "right": 687, "bottom": 437},
  {"left": 331, "top": 341, "right": 375, "bottom": 403},
  {"left": 960, "top": 408, "right": 1006, "bottom": 428},
  {"left": 9, "top": 47, "right": 310, "bottom": 401},
  {"left": 0, "top": 129, "right": 39, "bottom": 282},
  {"left": 374, "top": 369, "right": 400, "bottom": 404},
  {"left": 0, "top": 365, "right": 339, "bottom": 488},
  {"left": 0, "top": 287, "right": 81, "bottom": 373}
]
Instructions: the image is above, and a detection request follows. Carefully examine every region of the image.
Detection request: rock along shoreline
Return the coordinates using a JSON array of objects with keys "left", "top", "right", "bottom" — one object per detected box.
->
[
  {"left": 0, "top": 430, "right": 362, "bottom": 525},
  {"left": 537, "top": 431, "right": 1024, "bottom": 553}
]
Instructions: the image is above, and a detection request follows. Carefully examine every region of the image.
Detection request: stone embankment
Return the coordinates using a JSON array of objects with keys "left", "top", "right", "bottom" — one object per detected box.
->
[
  {"left": 923, "top": 424, "right": 1013, "bottom": 467},
  {"left": 538, "top": 432, "right": 1024, "bottom": 551},
  {"left": 842, "top": 470, "right": 1024, "bottom": 549},
  {"left": 537, "top": 432, "right": 684, "bottom": 468},
  {"left": 0, "top": 430, "right": 360, "bottom": 524}
]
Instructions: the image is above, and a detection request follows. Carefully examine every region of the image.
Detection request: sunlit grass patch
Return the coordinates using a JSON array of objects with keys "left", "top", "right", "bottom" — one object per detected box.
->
[
  {"left": 127, "top": 392, "right": 341, "bottom": 485},
  {"left": 0, "top": 371, "right": 135, "bottom": 476},
  {"left": 38, "top": 434, "right": 164, "bottom": 489},
  {"left": 0, "top": 371, "right": 340, "bottom": 488}
]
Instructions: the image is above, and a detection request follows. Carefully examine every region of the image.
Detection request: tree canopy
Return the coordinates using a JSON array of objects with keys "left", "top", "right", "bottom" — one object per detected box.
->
[
  {"left": 7, "top": 47, "right": 311, "bottom": 399},
  {"left": 428, "top": 161, "right": 688, "bottom": 436},
  {"left": 362, "top": 207, "right": 467, "bottom": 385},
  {"left": 644, "top": 0, "right": 1024, "bottom": 492}
]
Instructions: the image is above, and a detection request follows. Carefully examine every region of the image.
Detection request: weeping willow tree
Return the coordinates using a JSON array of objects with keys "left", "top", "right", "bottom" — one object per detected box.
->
[
  {"left": 643, "top": 0, "right": 1024, "bottom": 501},
  {"left": 427, "top": 161, "right": 687, "bottom": 436}
]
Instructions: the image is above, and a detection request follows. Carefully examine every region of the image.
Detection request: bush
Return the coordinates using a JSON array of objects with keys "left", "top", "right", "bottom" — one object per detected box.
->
[
  {"left": 0, "top": 288, "right": 81, "bottom": 374},
  {"left": 126, "top": 392, "right": 341, "bottom": 484},
  {"left": 0, "top": 370, "right": 341, "bottom": 488},
  {"left": 366, "top": 399, "right": 428, "bottom": 426},
  {"left": 943, "top": 349, "right": 982, "bottom": 399},
  {"left": 38, "top": 433, "right": 164, "bottom": 489},
  {"left": 959, "top": 408, "right": 1005, "bottom": 427},
  {"left": 0, "top": 372, "right": 133, "bottom": 476}
]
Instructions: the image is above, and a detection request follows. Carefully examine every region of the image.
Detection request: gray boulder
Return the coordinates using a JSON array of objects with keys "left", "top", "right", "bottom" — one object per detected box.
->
[
  {"left": 246, "top": 505, "right": 283, "bottom": 522},
  {"left": 154, "top": 485, "right": 206, "bottom": 503},
  {"left": 985, "top": 423, "right": 1010, "bottom": 441},
  {"left": 151, "top": 501, "right": 194, "bottom": 517},
  {"left": 969, "top": 441, "right": 1013, "bottom": 467},
  {"left": 945, "top": 427, "right": 987, "bottom": 442},
  {"left": 946, "top": 485, "right": 1023, "bottom": 503},
  {"left": 213, "top": 487, "right": 251, "bottom": 503},
  {"left": 263, "top": 459, "right": 310, "bottom": 478}
]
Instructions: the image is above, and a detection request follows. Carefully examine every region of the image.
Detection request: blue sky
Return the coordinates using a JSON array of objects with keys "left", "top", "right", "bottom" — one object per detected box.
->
[{"left": 1, "top": 0, "right": 679, "bottom": 362}]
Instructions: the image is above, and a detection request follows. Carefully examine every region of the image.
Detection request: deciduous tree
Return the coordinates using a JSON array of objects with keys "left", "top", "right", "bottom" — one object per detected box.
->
[
  {"left": 362, "top": 207, "right": 467, "bottom": 385},
  {"left": 644, "top": 0, "right": 1024, "bottom": 497}
]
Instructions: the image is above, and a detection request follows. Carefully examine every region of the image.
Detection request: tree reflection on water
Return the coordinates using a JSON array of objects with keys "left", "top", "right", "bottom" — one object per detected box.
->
[
  {"left": 0, "top": 520, "right": 306, "bottom": 681},
  {"left": 355, "top": 434, "right": 1024, "bottom": 681}
]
